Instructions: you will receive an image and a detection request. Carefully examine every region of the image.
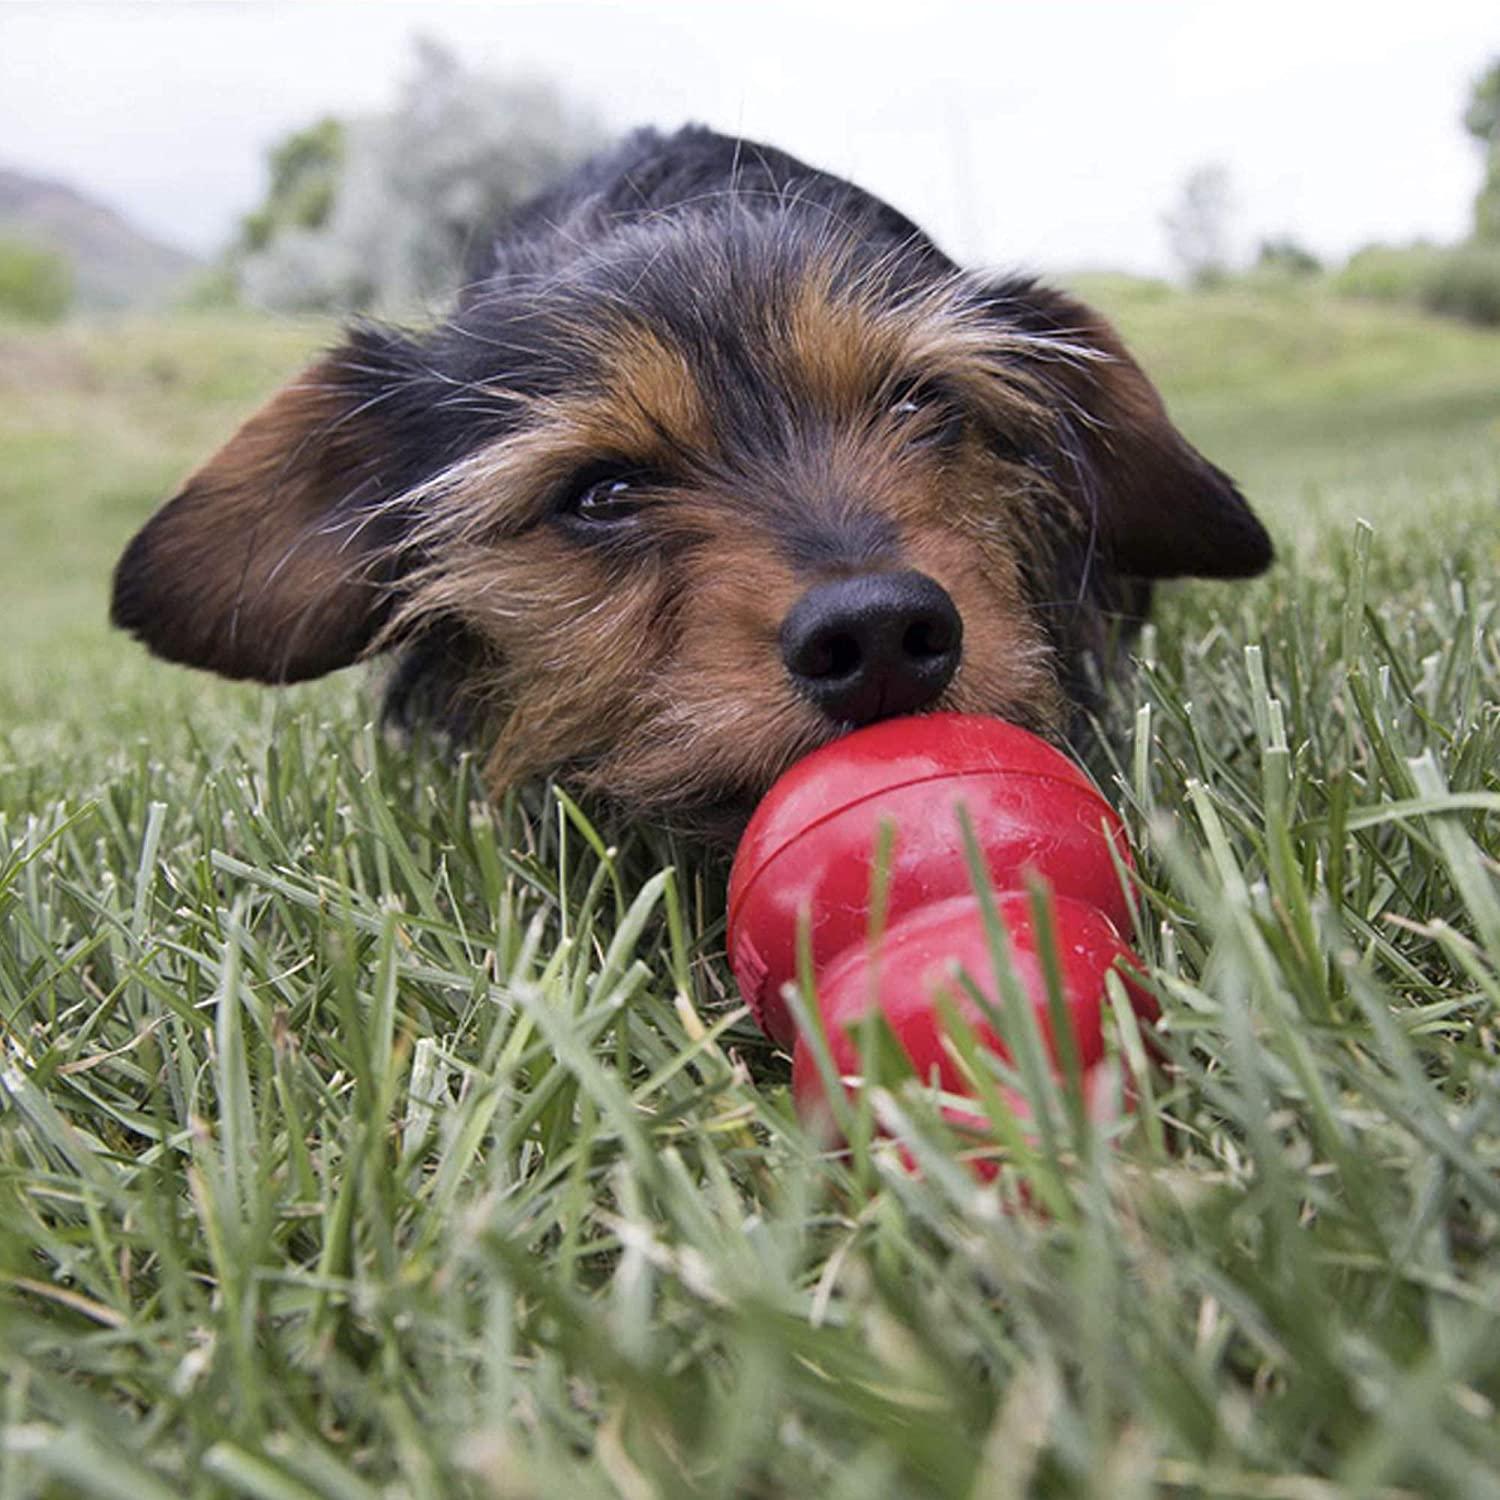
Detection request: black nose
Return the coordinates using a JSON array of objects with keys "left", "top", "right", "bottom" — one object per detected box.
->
[{"left": 780, "top": 570, "right": 963, "bottom": 725}]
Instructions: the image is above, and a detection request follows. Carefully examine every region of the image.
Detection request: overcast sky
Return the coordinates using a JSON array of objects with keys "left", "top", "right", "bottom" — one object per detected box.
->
[{"left": 3, "top": 0, "right": 1497, "bottom": 276}]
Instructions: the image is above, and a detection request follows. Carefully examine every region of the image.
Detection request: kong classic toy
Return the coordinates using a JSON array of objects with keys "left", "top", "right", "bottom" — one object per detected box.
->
[{"left": 726, "top": 714, "right": 1157, "bottom": 1141}]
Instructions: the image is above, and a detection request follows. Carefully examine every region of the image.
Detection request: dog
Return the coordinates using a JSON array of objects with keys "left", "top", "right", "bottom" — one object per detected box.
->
[{"left": 111, "top": 126, "right": 1271, "bottom": 837}]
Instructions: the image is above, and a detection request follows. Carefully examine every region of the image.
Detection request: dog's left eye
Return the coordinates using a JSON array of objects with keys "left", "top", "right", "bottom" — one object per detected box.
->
[
  {"left": 577, "top": 478, "right": 639, "bottom": 521},
  {"left": 559, "top": 467, "right": 648, "bottom": 526}
]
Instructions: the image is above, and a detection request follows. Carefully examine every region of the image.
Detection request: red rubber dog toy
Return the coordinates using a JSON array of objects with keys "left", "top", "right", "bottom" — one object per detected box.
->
[{"left": 726, "top": 714, "right": 1155, "bottom": 1139}]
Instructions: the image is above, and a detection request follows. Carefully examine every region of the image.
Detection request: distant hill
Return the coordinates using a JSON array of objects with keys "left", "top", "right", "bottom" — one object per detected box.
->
[{"left": 0, "top": 166, "right": 200, "bottom": 310}]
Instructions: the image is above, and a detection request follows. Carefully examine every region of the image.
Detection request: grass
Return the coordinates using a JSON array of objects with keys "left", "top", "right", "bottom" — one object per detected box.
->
[{"left": 2, "top": 285, "right": 1499, "bottom": 1498}]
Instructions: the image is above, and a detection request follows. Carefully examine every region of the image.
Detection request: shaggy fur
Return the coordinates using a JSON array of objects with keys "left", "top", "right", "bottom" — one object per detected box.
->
[{"left": 112, "top": 126, "right": 1272, "bottom": 835}]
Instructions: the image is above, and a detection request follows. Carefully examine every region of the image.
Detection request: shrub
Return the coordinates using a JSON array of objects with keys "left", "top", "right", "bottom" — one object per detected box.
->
[
  {"left": 1332, "top": 242, "right": 1447, "bottom": 304},
  {"left": 1255, "top": 235, "right": 1322, "bottom": 277},
  {"left": 0, "top": 236, "right": 72, "bottom": 321},
  {"left": 1333, "top": 241, "right": 1500, "bottom": 327},
  {"left": 1421, "top": 243, "right": 1500, "bottom": 326}
]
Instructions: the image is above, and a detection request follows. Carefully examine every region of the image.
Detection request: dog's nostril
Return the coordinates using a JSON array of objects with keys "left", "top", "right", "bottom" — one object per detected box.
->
[
  {"left": 802, "top": 631, "right": 862, "bottom": 680},
  {"left": 780, "top": 569, "right": 963, "bottom": 726},
  {"left": 903, "top": 616, "right": 955, "bottom": 659}
]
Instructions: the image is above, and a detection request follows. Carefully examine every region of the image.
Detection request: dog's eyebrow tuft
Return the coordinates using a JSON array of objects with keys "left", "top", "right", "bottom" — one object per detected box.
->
[
  {"left": 774, "top": 256, "right": 1093, "bottom": 451},
  {"left": 582, "top": 323, "right": 716, "bottom": 459}
]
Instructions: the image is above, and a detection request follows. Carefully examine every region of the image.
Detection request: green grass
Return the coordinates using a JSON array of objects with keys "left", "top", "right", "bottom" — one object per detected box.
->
[{"left": 2, "top": 288, "right": 1499, "bottom": 1498}]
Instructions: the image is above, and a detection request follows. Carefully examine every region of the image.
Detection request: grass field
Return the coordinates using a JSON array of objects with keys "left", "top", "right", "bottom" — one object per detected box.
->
[{"left": 2, "top": 283, "right": 1499, "bottom": 1499}]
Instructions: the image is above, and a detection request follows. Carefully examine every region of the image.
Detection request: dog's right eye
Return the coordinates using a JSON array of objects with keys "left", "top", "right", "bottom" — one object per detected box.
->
[{"left": 888, "top": 381, "right": 965, "bottom": 450}]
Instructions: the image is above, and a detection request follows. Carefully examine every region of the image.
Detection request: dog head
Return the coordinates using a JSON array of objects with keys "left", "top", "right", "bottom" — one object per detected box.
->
[{"left": 113, "top": 180, "right": 1270, "bottom": 829}]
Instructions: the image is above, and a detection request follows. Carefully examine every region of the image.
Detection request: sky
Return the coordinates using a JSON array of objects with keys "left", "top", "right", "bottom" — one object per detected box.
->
[{"left": 2, "top": 0, "right": 1496, "bottom": 277}]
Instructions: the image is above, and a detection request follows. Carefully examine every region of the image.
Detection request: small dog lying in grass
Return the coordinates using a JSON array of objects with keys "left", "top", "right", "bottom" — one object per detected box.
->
[{"left": 112, "top": 126, "right": 1271, "bottom": 836}]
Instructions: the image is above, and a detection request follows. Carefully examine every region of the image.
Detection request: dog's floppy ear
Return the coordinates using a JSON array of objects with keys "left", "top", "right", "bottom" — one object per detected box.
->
[
  {"left": 992, "top": 279, "right": 1272, "bottom": 581},
  {"left": 111, "top": 330, "right": 433, "bottom": 683}
]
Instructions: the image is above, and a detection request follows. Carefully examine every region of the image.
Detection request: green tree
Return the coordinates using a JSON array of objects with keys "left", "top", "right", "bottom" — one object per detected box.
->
[
  {"left": 1464, "top": 56, "right": 1500, "bottom": 241},
  {"left": 238, "top": 116, "right": 345, "bottom": 253}
]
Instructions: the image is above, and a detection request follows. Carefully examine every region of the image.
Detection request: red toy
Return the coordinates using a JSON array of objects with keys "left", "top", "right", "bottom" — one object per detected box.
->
[{"left": 726, "top": 714, "right": 1156, "bottom": 1145}]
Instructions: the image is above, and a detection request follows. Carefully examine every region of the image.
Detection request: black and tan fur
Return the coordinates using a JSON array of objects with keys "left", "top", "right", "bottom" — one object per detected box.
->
[{"left": 112, "top": 127, "right": 1272, "bottom": 835}]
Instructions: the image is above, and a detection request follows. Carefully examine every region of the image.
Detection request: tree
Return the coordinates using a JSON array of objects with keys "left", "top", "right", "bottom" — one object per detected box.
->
[
  {"left": 238, "top": 117, "right": 345, "bottom": 253},
  {"left": 1463, "top": 56, "right": 1500, "bottom": 242},
  {"left": 238, "top": 38, "right": 605, "bottom": 313},
  {"left": 1162, "top": 164, "right": 1235, "bottom": 288}
]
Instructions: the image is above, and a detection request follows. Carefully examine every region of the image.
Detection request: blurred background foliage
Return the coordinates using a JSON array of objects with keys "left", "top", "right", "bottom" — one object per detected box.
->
[
  {"left": 1154, "top": 53, "right": 1500, "bottom": 324},
  {"left": 1466, "top": 51, "right": 1500, "bottom": 240},
  {"left": 0, "top": 236, "right": 72, "bottom": 322},
  {"left": 231, "top": 37, "right": 605, "bottom": 315}
]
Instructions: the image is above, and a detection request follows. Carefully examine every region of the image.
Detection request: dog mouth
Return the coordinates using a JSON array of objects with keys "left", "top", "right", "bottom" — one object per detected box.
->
[{"left": 572, "top": 702, "right": 972, "bottom": 846}]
